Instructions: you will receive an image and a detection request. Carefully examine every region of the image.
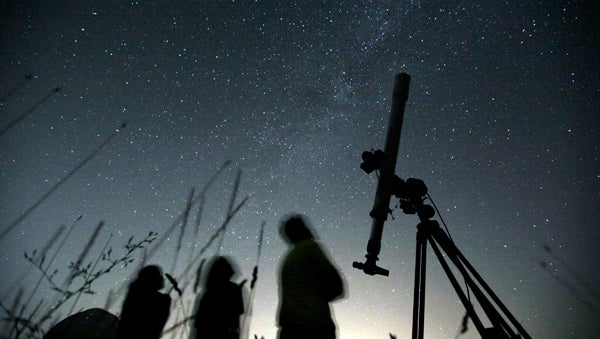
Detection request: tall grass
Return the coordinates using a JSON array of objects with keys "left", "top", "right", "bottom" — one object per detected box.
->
[
  {"left": 159, "top": 167, "right": 250, "bottom": 338},
  {"left": 3, "top": 229, "right": 157, "bottom": 338},
  {"left": 241, "top": 220, "right": 266, "bottom": 339},
  {"left": 146, "top": 160, "right": 231, "bottom": 261},
  {"left": 0, "top": 161, "right": 268, "bottom": 338},
  {"left": 172, "top": 188, "right": 195, "bottom": 273}
]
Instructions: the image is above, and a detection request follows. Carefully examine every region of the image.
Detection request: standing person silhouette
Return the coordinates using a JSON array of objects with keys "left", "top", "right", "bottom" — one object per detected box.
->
[
  {"left": 194, "top": 256, "right": 245, "bottom": 339},
  {"left": 277, "top": 214, "right": 345, "bottom": 339},
  {"left": 115, "top": 265, "right": 171, "bottom": 339}
]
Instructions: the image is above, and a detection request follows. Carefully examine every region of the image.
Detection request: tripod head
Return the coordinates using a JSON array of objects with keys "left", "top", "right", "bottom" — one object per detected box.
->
[
  {"left": 352, "top": 171, "right": 434, "bottom": 276},
  {"left": 392, "top": 177, "right": 436, "bottom": 221}
]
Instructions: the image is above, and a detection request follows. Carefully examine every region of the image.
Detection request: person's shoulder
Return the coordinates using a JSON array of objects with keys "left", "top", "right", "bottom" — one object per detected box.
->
[
  {"left": 226, "top": 281, "right": 242, "bottom": 293},
  {"left": 293, "top": 239, "right": 328, "bottom": 258},
  {"left": 299, "top": 239, "right": 325, "bottom": 252},
  {"left": 296, "top": 238, "right": 319, "bottom": 248}
]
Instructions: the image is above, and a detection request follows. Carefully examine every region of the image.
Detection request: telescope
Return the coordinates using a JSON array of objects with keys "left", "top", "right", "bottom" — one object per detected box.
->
[{"left": 353, "top": 73, "right": 530, "bottom": 339}]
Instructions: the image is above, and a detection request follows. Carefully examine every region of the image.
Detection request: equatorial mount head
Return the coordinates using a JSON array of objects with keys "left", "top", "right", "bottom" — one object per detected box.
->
[{"left": 391, "top": 177, "right": 428, "bottom": 200}]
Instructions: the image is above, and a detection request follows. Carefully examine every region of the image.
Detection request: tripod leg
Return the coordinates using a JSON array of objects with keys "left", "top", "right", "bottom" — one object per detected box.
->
[
  {"left": 412, "top": 228, "right": 427, "bottom": 339},
  {"left": 449, "top": 239, "right": 531, "bottom": 339},
  {"left": 425, "top": 231, "right": 487, "bottom": 334},
  {"left": 429, "top": 224, "right": 527, "bottom": 338}
]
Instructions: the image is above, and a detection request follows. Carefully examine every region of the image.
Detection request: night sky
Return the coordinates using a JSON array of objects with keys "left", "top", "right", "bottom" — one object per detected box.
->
[{"left": 1, "top": 1, "right": 599, "bottom": 338}]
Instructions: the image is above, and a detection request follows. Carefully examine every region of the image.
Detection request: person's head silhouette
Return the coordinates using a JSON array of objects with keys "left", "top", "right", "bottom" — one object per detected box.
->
[
  {"left": 280, "top": 214, "right": 315, "bottom": 245},
  {"left": 117, "top": 265, "right": 171, "bottom": 339},
  {"left": 205, "top": 256, "right": 236, "bottom": 288},
  {"left": 135, "top": 265, "right": 164, "bottom": 291}
]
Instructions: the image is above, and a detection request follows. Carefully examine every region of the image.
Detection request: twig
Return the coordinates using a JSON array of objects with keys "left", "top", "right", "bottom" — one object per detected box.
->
[
  {"left": 179, "top": 196, "right": 248, "bottom": 284},
  {"left": 193, "top": 259, "right": 206, "bottom": 294},
  {"left": 146, "top": 161, "right": 231, "bottom": 261},
  {"left": 241, "top": 221, "right": 265, "bottom": 339},
  {"left": 16, "top": 225, "right": 65, "bottom": 327},
  {"left": 7, "top": 288, "right": 24, "bottom": 338},
  {"left": 0, "top": 86, "right": 60, "bottom": 137},
  {"left": 33, "top": 231, "right": 157, "bottom": 328},
  {"left": 0, "top": 123, "right": 126, "bottom": 240},
  {"left": 172, "top": 188, "right": 195, "bottom": 273},
  {"left": 67, "top": 221, "right": 104, "bottom": 285},
  {"left": 1, "top": 215, "right": 82, "bottom": 300},
  {"left": 0, "top": 73, "right": 34, "bottom": 104},
  {"left": 165, "top": 274, "right": 189, "bottom": 339},
  {"left": 66, "top": 232, "right": 113, "bottom": 316},
  {"left": 160, "top": 315, "right": 195, "bottom": 336},
  {"left": 217, "top": 170, "right": 242, "bottom": 256}
]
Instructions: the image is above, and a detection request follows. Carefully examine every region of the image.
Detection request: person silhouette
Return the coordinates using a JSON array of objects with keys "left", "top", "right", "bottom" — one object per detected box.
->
[
  {"left": 115, "top": 265, "right": 171, "bottom": 339},
  {"left": 277, "top": 214, "right": 345, "bottom": 339},
  {"left": 194, "top": 256, "right": 245, "bottom": 339}
]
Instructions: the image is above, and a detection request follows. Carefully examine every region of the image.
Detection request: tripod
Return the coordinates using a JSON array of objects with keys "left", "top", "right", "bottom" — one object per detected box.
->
[
  {"left": 407, "top": 187, "right": 531, "bottom": 339},
  {"left": 353, "top": 73, "right": 531, "bottom": 338}
]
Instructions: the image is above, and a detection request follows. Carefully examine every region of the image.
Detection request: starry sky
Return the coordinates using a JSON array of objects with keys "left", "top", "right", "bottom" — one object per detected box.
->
[{"left": 1, "top": 1, "right": 599, "bottom": 338}]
